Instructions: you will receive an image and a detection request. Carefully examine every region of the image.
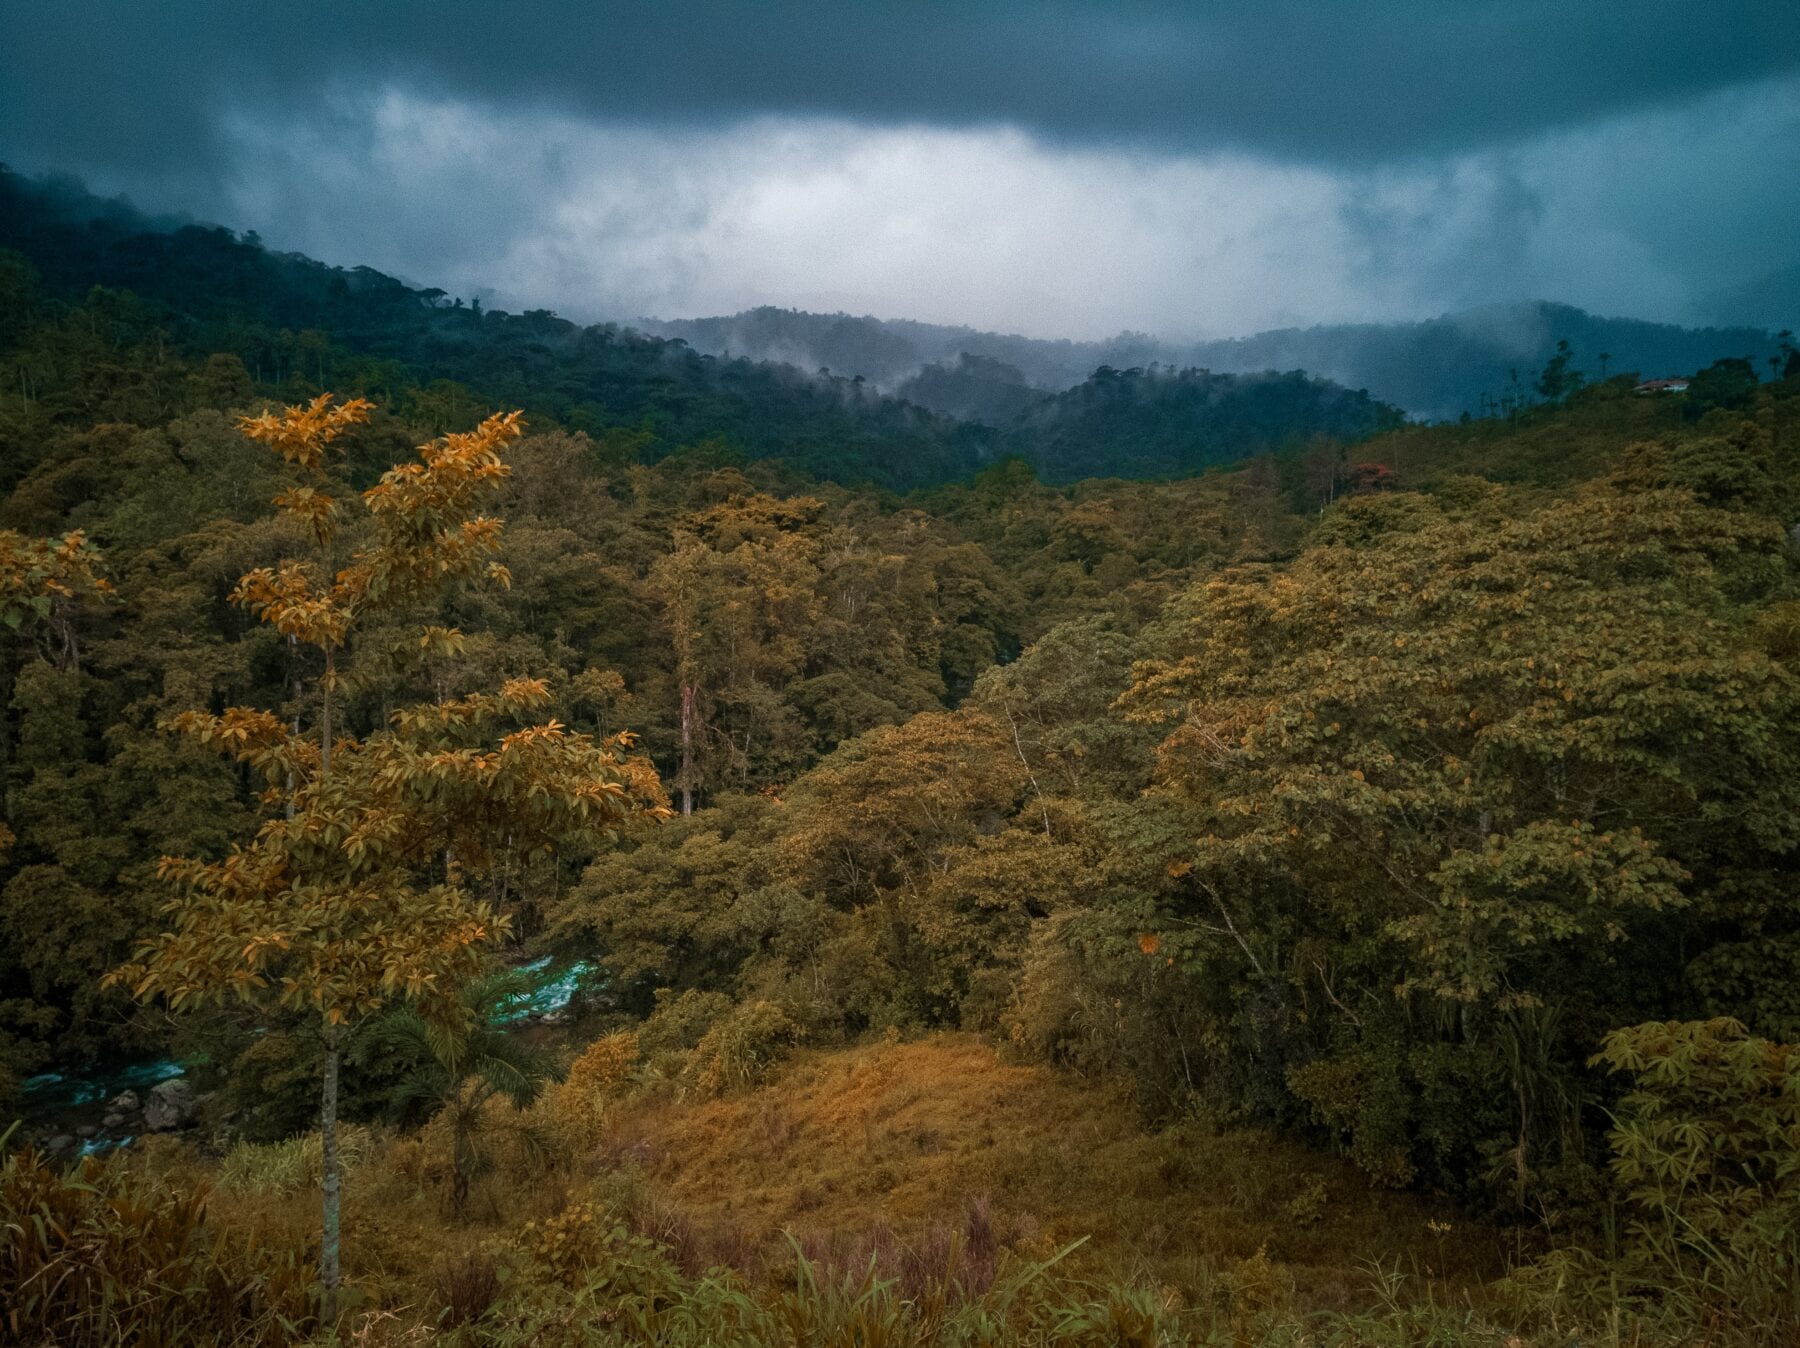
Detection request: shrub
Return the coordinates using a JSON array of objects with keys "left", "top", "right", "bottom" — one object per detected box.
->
[
  {"left": 1588, "top": 1017, "right": 1800, "bottom": 1336},
  {"left": 570, "top": 1029, "right": 642, "bottom": 1094},
  {"left": 640, "top": 989, "right": 734, "bottom": 1059},
  {"left": 544, "top": 1029, "right": 642, "bottom": 1151},
  {"left": 516, "top": 1198, "right": 685, "bottom": 1303},
  {"left": 690, "top": 999, "right": 802, "bottom": 1095}
]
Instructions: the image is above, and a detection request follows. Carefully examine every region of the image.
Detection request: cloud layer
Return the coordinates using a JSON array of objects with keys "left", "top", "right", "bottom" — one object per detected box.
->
[{"left": 4, "top": 2, "right": 1798, "bottom": 336}]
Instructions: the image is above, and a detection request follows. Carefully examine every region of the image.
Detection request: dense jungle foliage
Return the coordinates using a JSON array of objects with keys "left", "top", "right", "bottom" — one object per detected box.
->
[{"left": 3, "top": 179, "right": 1800, "bottom": 1344}]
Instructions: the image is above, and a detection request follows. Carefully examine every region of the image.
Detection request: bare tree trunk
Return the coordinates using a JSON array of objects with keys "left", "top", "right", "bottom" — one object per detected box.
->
[
  {"left": 452, "top": 1095, "right": 472, "bottom": 1215},
  {"left": 1003, "top": 706, "right": 1053, "bottom": 840},
  {"left": 320, "top": 1020, "right": 345, "bottom": 1327},
  {"left": 679, "top": 680, "right": 696, "bottom": 816}
]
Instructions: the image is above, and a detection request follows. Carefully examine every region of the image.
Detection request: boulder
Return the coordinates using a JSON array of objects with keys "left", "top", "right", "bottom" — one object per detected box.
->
[
  {"left": 144, "top": 1078, "right": 195, "bottom": 1131},
  {"left": 109, "top": 1090, "right": 141, "bottom": 1114}
]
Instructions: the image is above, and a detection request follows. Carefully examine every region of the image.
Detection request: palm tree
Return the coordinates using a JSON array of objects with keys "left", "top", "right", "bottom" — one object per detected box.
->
[{"left": 354, "top": 968, "right": 564, "bottom": 1213}]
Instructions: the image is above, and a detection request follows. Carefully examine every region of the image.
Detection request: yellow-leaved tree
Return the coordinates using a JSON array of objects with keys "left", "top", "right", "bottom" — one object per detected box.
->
[
  {"left": 0, "top": 526, "right": 112, "bottom": 671},
  {"left": 111, "top": 397, "right": 666, "bottom": 1325}
]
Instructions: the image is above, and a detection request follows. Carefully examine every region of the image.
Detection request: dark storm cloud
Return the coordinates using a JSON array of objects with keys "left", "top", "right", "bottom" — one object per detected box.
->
[
  {"left": 3, "top": 2, "right": 1796, "bottom": 338},
  {"left": 6, "top": 0, "right": 1800, "bottom": 178}
]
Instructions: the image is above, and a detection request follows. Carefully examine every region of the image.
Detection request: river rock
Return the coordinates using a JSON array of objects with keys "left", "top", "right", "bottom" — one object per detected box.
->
[
  {"left": 109, "top": 1090, "right": 141, "bottom": 1113},
  {"left": 102, "top": 1112, "right": 126, "bottom": 1129},
  {"left": 45, "top": 1134, "right": 74, "bottom": 1153},
  {"left": 144, "top": 1078, "right": 195, "bottom": 1130},
  {"left": 75, "top": 1124, "right": 97, "bottom": 1139}
]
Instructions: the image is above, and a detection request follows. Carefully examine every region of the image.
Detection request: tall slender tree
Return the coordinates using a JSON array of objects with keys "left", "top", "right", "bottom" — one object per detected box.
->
[{"left": 112, "top": 396, "right": 665, "bottom": 1326}]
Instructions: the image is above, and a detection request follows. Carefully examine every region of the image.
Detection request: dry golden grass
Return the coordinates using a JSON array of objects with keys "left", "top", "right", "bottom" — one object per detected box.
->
[
  {"left": 594, "top": 1032, "right": 1503, "bottom": 1307},
  {"left": 119, "top": 1031, "right": 1509, "bottom": 1334}
]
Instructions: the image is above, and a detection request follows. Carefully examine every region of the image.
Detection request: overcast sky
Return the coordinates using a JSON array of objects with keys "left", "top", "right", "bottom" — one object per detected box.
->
[{"left": 5, "top": 2, "right": 1798, "bottom": 339}]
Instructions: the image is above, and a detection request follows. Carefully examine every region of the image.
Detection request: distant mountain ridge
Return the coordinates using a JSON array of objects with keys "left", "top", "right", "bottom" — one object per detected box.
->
[
  {"left": 642, "top": 302, "right": 1788, "bottom": 422},
  {"left": 0, "top": 166, "right": 1403, "bottom": 489}
]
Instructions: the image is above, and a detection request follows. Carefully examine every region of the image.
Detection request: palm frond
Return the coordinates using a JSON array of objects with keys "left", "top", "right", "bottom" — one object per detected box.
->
[{"left": 350, "top": 1006, "right": 431, "bottom": 1067}]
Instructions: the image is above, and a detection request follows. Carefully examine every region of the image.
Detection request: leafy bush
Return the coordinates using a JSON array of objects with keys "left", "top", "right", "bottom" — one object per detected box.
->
[
  {"left": 639, "top": 989, "right": 735, "bottom": 1059},
  {"left": 516, "top": 1198, "right": 685, "bottom": 1303},
  {"left": 546, "top": 1030, "right": 642, "bottom": 1147},
  {"left": 567, "top": 1029, "right": 642, "bottom": 1098},
  {"left": 1589, "top": 1017, "right": 1800, "bottom": 1335},
  {"left": 689, "top": 999, "right": 803, "bottom": 1095}
]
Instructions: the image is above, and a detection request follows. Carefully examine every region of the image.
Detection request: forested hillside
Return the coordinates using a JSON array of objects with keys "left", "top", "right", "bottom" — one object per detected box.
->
[
  {"left": 0, "top": 168, "right": 984, "bottom": 491},
  {"left": 0, "top": 168, "right": 1398, "bottom": 491},
  {"left": 1001, "top": 364, "right": 1403, "bottom": 481},
  {"left": 4, "top": 180, "right": 1800, "bottom": 1346}
]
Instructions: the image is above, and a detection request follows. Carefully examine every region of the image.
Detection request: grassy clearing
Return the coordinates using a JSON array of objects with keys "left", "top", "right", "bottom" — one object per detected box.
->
[{"left": 595, "top": 1034, "right": 1502, "bottom": 1305}]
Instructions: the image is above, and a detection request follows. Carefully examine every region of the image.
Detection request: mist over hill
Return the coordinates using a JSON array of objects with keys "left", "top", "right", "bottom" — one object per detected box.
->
[
  {"left": 1696, "top": 263, "right": 1800, "bottom": 332},
  {"left": 643, "top": 302, "right": 1787, "bottom": 422}
]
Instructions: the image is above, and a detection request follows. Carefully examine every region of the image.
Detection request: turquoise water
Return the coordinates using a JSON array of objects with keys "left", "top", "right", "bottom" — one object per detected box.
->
[
  {"left": 16, "top": 958, "right": 596, "bottom": 1152},
  {"left": 492, "top": 956, "right": 599, "bottom": 1023},
  {"left": 20, "top": 1057, "right": 187, "bottom": 1112}
]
